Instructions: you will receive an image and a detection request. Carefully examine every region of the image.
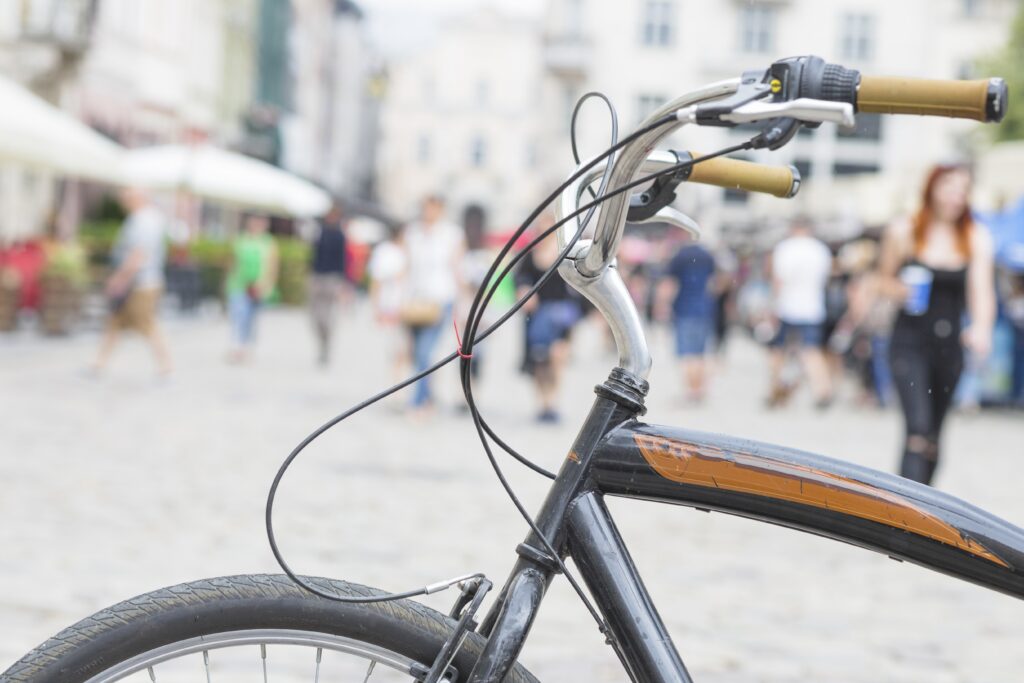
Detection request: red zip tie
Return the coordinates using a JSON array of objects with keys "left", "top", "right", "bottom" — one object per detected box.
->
[{"left": 453, "top": 319, "right": 473, "bottom": 359}]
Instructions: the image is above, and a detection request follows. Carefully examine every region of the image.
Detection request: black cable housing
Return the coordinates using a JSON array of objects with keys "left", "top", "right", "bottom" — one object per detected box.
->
[{"left": 265, "top": 96, "right": 755, "bottom": 614}]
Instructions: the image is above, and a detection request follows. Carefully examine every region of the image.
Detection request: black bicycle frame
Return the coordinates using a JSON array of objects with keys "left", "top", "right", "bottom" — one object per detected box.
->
[{"left": 465, "top": 369, "right": 1024, "bottom": 683}]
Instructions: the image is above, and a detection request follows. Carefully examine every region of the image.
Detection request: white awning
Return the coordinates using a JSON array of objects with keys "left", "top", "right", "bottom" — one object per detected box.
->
[
  {"left": 0, "top": 74, "right": 123, "bottom": 182},
  {"left": 119, "top": 145, "right": 332, "bottom": 218}
]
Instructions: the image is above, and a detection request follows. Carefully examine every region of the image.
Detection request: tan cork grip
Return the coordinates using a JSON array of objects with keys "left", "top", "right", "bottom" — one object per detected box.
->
[
  {"left": 686, "top": 153, "right": 798, "bottom": 198},
  {"left": 857, "top": 76, "right": 992, "bottom": 121}
]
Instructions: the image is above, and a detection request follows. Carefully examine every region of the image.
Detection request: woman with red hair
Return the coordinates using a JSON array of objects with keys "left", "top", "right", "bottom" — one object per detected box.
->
[{"left": 879, "top": 164, "right": 995, "bottom": 485}]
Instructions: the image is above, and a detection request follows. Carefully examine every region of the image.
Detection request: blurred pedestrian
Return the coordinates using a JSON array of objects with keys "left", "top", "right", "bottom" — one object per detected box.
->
[
  {"left": 309, "top": 202, "right": 351, "bottom": 366},
  {"left": 656, "top": 236, "right": 717, "bottom": 404},
  {"left": 766, "top": 217, "right": 834, "bottom": 408},
  {"left": 516, "top": 224, "right": 581, "bottom": 423},
  {"left": 822, "top": 251, "right": 849, "bottom": 386},
  {"left": 368, "top": 225, "right": 409, "bottom": 382},
  {"left": 400, "top": 195, "right": 464, "bottom": 413},
  {"left": 1007, "top": 272, "right": 1024, "bottom": 407},
  {"left": 91, "top": 188, "right": 172, "bottom": 376},
  {"left": 225, "top": 214, "right": 278, "bottom": 364},
  {"left": 712, "top": 247, "right": 739, "bottom": 355},
  {"left": 460, "top": 206, "right": 492, "bottom": 382},
  {"left": 832, "top": 239, "right": 896, "bottom": 407},
  {"left": 879, "top": 164, "right": 995, "bottom": 485}
]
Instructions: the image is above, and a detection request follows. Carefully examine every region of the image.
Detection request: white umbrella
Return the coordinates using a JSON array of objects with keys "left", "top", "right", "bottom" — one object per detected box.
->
[
  {"left": 120, "top": 144, "right": 332, "bottom": 218},
  {"left": 0, "top": 74, "right": 123, "bottom": 181}
]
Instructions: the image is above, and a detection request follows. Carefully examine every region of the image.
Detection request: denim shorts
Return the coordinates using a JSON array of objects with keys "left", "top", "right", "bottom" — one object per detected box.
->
[
  {"left": 771, "top": 321, "right": 824, "bottom": 348},
  {"left": 527, "top": 301, "right": 580, "bottom": 349},
  {"left": 674, "top": 316, "right": 712, "bottom": 357}
]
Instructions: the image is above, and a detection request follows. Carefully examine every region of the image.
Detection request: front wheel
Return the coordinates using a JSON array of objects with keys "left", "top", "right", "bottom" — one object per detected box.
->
[{"left": 1, "top": 574, "right": 538, "bottom": 683}]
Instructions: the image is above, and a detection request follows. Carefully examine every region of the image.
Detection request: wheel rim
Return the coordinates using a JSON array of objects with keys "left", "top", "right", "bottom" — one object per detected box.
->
[{"left": 83, "top": 628, "right": 428, "bottom": 682}]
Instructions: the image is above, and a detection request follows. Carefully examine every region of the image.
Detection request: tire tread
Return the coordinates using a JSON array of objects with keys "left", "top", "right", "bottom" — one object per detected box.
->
[{"left": 2, "top": 574, "right": 537, "bottom": 683}]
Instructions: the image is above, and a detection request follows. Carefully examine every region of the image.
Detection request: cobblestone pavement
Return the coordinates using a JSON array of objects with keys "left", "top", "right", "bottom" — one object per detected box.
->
[{"left": 1, "top": 304, "right": 1022, "bottom": 682}]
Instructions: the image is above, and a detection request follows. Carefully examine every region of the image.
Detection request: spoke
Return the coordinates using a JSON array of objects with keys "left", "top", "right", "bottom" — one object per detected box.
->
[
  {"left": 147, "top": 666, "right": 156, "bottom": 682},
  {"left": 261, "top": 643, "right": 268, "bottom": 683},
  {"left": 361, "top": 660, "right": 376, "bottom": 683},
  {"left": 314, "top": 647, "right": 322, "bottom": 683},
  {"left": 203, "top": 650, "right": 211, "bottom": 683}
]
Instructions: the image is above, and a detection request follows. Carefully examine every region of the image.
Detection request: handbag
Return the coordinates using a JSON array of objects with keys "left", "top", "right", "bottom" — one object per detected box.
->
[{"left": 399, "top": 299, "right": 443, "bottom": 327}]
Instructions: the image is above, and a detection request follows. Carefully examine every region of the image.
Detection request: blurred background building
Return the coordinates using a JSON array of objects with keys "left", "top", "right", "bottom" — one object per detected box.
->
[
  {"left": 0, "top": 0, "right": 381, "bottom": 241},
  {"left": 375, "top": 6, "right": 546, "bottom": 230},
  {"left": 537, "top": 0, "right": 1018, "bottom": 245},
  {"left": 1, "top": 0, "right": 1023, "bottom": 241},
  {"left": 0, "top": 0, "right": 1022, "bottom": 399}
]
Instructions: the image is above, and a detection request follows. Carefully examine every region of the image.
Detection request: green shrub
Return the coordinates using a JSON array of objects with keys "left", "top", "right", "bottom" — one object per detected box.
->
[
  {"left": 276, "top": 237, "right": 310, "bottom": 305},
  {"left": 188, "top": 237, "right": 232, "bottom": 300},
  {"left": 79, "top": 220, "right": 121, "bottom": 265}
]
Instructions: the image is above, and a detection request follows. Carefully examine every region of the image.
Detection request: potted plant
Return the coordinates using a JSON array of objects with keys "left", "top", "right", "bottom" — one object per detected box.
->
[
  {"left": 0, "top": 267, "right": 18, "bottom": 332},
  {"left": 39, "top": 242, "right": 87, "bottom": 335}
]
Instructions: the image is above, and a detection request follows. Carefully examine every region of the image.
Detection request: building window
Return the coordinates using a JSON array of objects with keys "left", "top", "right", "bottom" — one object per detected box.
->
[
  {"left": 723, "top": 187, "right": 749, "bottom": 204},
  {"left": 470, "top": 135, "right": 487, "bottom": 168},
  {"left": 840, "top": 14, "right": 874, "bottom": 61},
  {"left": 636, "top": 93, "right": 668, "bottom": 123},
  {"left": 525, "top": 141, "right": 538, "bottom": 169},
  {"left": 739, "top": 4, "right": 775, "bottom": 54},
  {"left": 836, "top": 113, "right": 882, "bottom": 141},
  {"left": 563, "top": 85, "right": 577, "bottom": 132},
  {"left": 417, "top": 134, "right": 431, "bottom": 163},
  {"left": 833, "top": 161, "right": 880, "bottom": 176},
  {"left": 22, "top": 171, "right": 37, "bottom": 194},
  {"left": 475, "top": 80, "right": 489, "bottom": 107},
  {"left": 962, "top": 0, "right": 981, "bottom": 17},
  {"left": 792, "top": 158, "right": 813, "bottom": 180},
  {"left": 566, "top": 0, "right": 585, "bottom": 38},
  {"left": 640, "top": 1, "right": 674, "bottom": 47}
]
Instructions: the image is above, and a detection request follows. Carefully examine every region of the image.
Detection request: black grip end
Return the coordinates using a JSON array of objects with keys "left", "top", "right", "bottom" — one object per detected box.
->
[{"left": 987, "top": 77, "right": 1008, "bottom": 123}]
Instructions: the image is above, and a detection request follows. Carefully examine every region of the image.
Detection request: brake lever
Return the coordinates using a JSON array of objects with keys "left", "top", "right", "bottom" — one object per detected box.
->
[
  {"left": 722, "top": 98, "right": 856, "bottom": 127},
  {"left": 639, "top": 205, "right": 701, "bottom": 240}
]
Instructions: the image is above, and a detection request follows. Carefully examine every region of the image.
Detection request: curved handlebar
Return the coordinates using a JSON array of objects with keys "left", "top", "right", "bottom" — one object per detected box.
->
[
  {"left": 562, "top": 60, "right": 1009, "bottom": 282},
  {"left": 570, "top": 79, "right": 741, "bottom": 278},
  {"left": 857, "top": 75, "right": 1008, "bottom": 122},
  {"left": 555, "top": 148, "right": 798, "bottom": 256}
]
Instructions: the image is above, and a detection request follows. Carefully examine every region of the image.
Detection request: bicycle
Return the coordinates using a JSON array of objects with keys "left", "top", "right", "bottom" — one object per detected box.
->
[{"left": 4, "top": 56, "right": 1019, "bottom": 683}]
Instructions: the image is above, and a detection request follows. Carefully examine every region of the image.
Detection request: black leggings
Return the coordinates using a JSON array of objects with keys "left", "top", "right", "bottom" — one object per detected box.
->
[{"left": 889, "top": 338, "right": 964, "bottom": 485}]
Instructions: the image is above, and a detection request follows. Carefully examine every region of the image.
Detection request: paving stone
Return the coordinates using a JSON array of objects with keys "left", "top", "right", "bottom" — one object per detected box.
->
[{"left": 1, "top": 305, "right": 1022, "bottom": 680}]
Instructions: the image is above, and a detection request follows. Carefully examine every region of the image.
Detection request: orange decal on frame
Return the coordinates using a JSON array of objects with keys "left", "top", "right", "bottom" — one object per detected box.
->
[{"left": 634, "top": 434, "right": 1009, "bottom": 568}]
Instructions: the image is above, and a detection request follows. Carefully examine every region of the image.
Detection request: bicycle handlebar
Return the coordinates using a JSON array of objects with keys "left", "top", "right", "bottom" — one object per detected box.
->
[
  {"left": 856, "top": 75, "right": 1008, "bottom": 122},
  {"left": 683, "top": 152, "right": 799, "bottom": 198},
  {"left": 562, "top": 57, "right": 1009, "bottom": 281},
  {"left": 555, "top": 146, "right": 797, "bottom": 257}
]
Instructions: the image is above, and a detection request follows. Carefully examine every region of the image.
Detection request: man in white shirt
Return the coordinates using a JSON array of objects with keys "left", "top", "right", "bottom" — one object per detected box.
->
[{"left": 767, "top": 217, "right": 834, "bottom": 408}]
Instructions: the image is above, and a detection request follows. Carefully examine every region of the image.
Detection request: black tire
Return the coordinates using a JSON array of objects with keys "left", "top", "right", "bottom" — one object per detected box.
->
[{"left": 1, "top": 574, "right": 539, "bottom": 683}]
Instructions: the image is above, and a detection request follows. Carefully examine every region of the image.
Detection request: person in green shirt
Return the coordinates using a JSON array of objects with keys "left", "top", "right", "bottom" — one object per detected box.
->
[{"left": 226, "top": 214, "right": 278, "bottom": 363}]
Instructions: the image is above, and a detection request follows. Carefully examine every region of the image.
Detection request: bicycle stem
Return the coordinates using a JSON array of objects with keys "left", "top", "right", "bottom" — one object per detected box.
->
[{"left": 553, "top": 78, "right": 741, "bottom": 381}]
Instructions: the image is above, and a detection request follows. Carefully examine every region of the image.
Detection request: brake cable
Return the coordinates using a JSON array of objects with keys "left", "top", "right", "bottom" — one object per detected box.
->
[
  {"left": 266, "top": 100, "right": 755, "bottom": 615},
  {"left": 266, "top": 106, "right": 672, "bottom": 603}
]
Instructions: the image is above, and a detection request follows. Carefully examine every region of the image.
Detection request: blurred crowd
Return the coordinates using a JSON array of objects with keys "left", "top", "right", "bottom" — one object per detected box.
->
[
  {"left": 5, "top": 160, "right": 1023, "bottom": 488},
  {"left": 623, "top": 163, "right": 1023, "bottom": 485}
]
